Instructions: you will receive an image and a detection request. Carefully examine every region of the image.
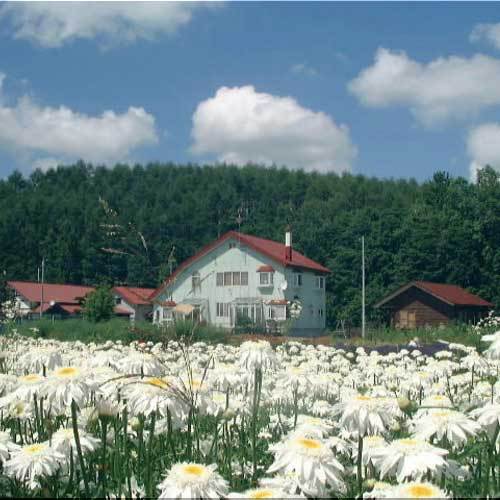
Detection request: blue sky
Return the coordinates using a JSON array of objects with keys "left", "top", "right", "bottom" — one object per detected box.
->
[{"left": 1, "top": 2, "right": 500, "bottom": 181}]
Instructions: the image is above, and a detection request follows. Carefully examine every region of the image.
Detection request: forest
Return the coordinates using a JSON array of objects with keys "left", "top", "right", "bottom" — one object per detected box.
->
[{"left": 0, "top": 162, "right": 498, "bottom": 327}]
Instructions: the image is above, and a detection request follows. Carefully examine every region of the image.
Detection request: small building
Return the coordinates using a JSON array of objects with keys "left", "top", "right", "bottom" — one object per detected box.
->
[
  {"left": 6, "top": 280, "right": 95, "bottom": 318},
  {"left": 374, "top": 281, "right": 493, "bottom": 329},
  {"left": 151, "top": 229, "right": 330, "bottom": 336},
  {"left": 113, "top": 286, "right": 155, "bottom": 322}
]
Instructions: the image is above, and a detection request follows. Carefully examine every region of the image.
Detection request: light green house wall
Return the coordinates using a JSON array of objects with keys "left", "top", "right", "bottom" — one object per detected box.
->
[{"left": 153, "top": 235, "right": 327, "bottom": 336}]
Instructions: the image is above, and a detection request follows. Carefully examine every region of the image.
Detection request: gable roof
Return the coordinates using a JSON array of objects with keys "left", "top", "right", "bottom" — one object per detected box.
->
[
  {"left": 151, "top": 230, "right": 330, "bottom": 300},
  {"left": 7, "top": 281, "right": 95, "bottom": 305},
  {"left": 113, "top": 286, "right": 155, "bottom": 306},
  {"left": 375, "top": 280, "right": 493, "bottom": 308}
]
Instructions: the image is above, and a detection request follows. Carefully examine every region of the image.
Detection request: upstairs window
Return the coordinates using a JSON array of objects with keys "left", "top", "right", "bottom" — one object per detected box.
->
[
  {"left": 241, "top": 272, "right": 248, "bottom": 286},
  {"left": 192, "top": 271, "right": 201, "bottom": 290},
  {"left": 232, "top": 272, "right": 241, "bottom": 285},
  {"left": 316, "top": 276, "right": 325, "bottom": 289},
  {"left": 259, "top": 272, "right": 273, "bottom": 286},
  {"left": 293, "top": 273, "right": 303, "bottom": 287},
  {"left": 223, "top": 272, "right": 232, "bottom": 286},
  {"left": 216, "top": 272, "right": 223, "bottom": 286}
]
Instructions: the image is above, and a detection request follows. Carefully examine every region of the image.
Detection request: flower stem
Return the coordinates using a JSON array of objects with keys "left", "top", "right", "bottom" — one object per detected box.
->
[{"left": 71, "top": 399, "right": 90, "bottom": 499}]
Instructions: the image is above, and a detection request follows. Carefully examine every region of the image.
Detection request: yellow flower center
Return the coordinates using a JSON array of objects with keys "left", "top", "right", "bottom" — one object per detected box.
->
[
  {"left": 25, "top": 444, "right": 46, "bottom": 455},
  {"left": 297, "top": 438, "right": 321, "bottom": 449},
  {"left": 147, "top": 378, "right": 170, "bottom": 389},
  {"left": 249, "top": 490, "right": 274, "bottom": 499},
  {"left": 405, "top": 484, "right": 436, "bottom": 498},
  {"left": 55, "top": 367, "right": 78, "bottom": 377},
  {"left": 356, "top": 395, "right": 372, "bottom": 401},
  {"left": 20, "top": 374, "right": 41, "bottom": 383},
  {"left": 399, "top": 438, "right": 418, "bottom": 447},
  {"left": 182, "top": 464, "right": 206, "bottom": 476}
]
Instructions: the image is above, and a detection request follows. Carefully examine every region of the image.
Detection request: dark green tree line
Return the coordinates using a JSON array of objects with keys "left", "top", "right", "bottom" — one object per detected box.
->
[{"left": 0, "top": 161, "right": 498, "bottom": 326}]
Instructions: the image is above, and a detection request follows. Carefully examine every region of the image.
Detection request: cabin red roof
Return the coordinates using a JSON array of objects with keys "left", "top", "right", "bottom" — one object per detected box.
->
[
  {"left": 375, "top": 280, "right": 493, "bottom": 308},
  {"left": 7, "top": 281, "right": 95, "bottom": 304},
  {"left": 151, "top": 231, "right": 330, "bottom": 300},
  {"left": 113, "top": 286, "right": 155, "bottom": 306},
  {"left": 414, "top": 281, "right": 493, "bottom": 307}
]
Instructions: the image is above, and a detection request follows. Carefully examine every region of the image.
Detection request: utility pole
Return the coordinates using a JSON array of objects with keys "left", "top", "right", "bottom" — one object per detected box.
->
[
  {"left": 40, "top": 258, "right": 45, "bottom": 319},
  {"left": 361, "top": 236, "right": 366, "bottom": 339}
]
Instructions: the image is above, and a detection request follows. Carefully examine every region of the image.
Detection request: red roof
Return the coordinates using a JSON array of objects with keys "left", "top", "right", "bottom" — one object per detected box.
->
[
  {"left": 414, "top": 281, "right": 493, "bottom": 307},
  {"left": 113, "top": 286, "right": 155, "bottom": 306},
  {"left": 375, "top": 280, "right": 493, "bottom": 308},
  {"left": 151, "top": 231, "right": 329, "bottom": 300},
  {"left": 31, "top": 303, "right": 82, "bottom": 314},
  {"left": 8, "top": 281, "right": 95, "bottom": 304}
]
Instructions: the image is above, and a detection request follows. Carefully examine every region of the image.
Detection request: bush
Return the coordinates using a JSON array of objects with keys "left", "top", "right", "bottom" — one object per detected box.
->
[{"left": 82, "top": 286, "right": 115, "bottom": 323}]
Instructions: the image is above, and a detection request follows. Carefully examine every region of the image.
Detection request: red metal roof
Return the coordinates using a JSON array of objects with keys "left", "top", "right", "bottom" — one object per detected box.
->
[
  {"left": 151, "top": 231, "right": 329, "bottom": 300},
  {"left": 414, "top": 281, "right": 493, "bottom": 307},
  {"left": 8, "top": 281, "right": 95, "bottom": 304},
  {"left": 375, "top": 280, "right": 493, "bottom": 308},
  {"left": 113, "top": 286, "right": 155, "bottom": 306}
]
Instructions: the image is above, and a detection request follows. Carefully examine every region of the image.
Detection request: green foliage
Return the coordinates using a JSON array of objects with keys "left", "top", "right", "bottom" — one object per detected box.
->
[
  {"left": 332, "top": 323, "right": 482, "bottom": 349},
  {"left": 82, "top": 286, "right": 115, "bottom": 323},
  {"left": 13, "top": 317, "right": 230, "bottom": 345},
  {"left": 0, "top": 163, "right": 498, "bottom": 327}
]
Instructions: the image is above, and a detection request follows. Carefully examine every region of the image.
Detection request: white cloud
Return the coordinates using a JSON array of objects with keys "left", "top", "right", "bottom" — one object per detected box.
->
[
  {"left": 31, "top": 157, "right": 64, "bottom": 172},
  {"left": 191, "top": 85, "right": 357, "bottom": 173},
  {"left": 0, "top": 75, "right": 158, "bottom": 167},
  {"left": 0, "top": 2, "right": 209, "bottom": 48},
  {"left": 348, "top": 48, "right": 500, "bottom": 126},
  {"left": 290, "top": 63, "right": 318, "bottom": 77},
  {"left": 470, "top": 23, "right": 500, "bottom": 51},
  {"left": 467, "top": 123, "right": 500, "bottom": 179}
]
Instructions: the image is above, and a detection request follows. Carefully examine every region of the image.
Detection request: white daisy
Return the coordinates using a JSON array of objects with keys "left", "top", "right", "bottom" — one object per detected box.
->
[
  {"left": 157, "top": 462, "right": 228, "bottom": 499},
  {"left": 4, "top": 442, "right": 65, "bottom": 489},
  {"left": 412, "top": 409, "right": 480, "bottom": 448},
  {"left": 0, "top": 430, "right": 19, "bottom": 464},
  {"left": 372, "top": 438, "right": 448, "bottom": 482},
  {"left": 267, "top": 435, "right": 345, "bottom": 496}
]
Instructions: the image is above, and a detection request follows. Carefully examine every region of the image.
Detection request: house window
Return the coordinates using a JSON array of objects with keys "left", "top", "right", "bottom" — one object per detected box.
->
[
  {"left": 316, "top": 276, "right": 325, "bottom": 289},
  {"left": 223, "top": 272, "right": 232, "bottom": 286},
  {"left": 229, "top": 242, "right": 236, "bottom": 249},
  {"left": 233, "top": 272, "right": 241, "bottom": 285},
  {"left": 217, "top": 303, "right": 230, "bottom": 317},
  {"left": 259, "top": 272, "right": 273, "bottom": 286},
  {"left": 241, "top": 272, "right": 248, "bottom": 286},
  {"left": 115, "top": 296, "right": 121, "bottom": 305},
  {"left": 192, "top": 271, "right": 201, "bottom": 290},
  {"left": 216, "top": 273, "right": 223, "bottom": 287},
  {"left": 318, "top": 308, "right": 324, "bottom": 318},
  {"left": 294, "top": 273, "right": 303, "bottom": 287}
]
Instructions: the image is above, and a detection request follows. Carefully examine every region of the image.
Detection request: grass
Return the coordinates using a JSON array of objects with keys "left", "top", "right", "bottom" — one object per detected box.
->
[
  {"left": 10, "top": 317, "right": 230, "bottom": 345},
  {"left": 330, "top": 323, "right": 482, "bottom": 349}
]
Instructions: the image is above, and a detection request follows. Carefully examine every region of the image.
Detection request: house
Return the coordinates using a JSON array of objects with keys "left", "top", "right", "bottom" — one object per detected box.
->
[
  {"left": 6, "top": 280, "right": 95, "bottom": 318},
  {"left": 150, "top": 229, "right": 330, "bottom": 336},
  {"left": 113, "top": 286, "right": 155, "bottom": 322},
  {"left": 374, "top": 281, "right": 493, "bottom": 329}
]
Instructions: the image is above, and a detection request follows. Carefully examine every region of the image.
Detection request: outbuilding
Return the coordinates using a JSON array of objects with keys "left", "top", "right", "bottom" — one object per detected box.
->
[{"left": 374, "top": 281, "right": 493, "bottom": 329}]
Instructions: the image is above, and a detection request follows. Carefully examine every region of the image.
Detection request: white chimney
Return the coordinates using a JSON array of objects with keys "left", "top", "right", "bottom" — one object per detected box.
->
[{"left": 285, "top": 227, "right": 292, "bottom": 261}]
